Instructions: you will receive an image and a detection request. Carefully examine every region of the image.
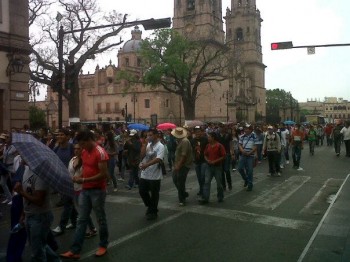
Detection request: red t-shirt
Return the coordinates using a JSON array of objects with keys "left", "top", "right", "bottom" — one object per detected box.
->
[
  {"left": 82, "top": 144, "right": 109, "bottom": 190},
  {"left": 204, "top": 142, "right": 226, "bottom": 165}
]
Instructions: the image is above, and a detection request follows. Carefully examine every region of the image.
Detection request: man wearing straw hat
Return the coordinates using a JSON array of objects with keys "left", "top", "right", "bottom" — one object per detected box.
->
[{"left": 171, "top": 127, "right": 193, "bottom": 206}]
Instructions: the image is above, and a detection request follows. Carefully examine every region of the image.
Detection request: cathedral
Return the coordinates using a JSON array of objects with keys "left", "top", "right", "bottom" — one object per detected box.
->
[{"left": 43, "top": 0, "right": 266, "bottom": 128}]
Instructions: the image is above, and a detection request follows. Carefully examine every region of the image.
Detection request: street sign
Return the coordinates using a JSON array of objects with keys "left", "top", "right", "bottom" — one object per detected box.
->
[{"left": 307, "top": 47, "right": 315, "bottom": 55}]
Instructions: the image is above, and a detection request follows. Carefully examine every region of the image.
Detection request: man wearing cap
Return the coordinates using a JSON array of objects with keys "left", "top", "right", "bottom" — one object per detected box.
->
[
  {"left": 263, "top": 126, "right": 281, "bottom": 176},
  {"left": 238, "top": 125, "right": 257, "bottom": 191},
  {"left": 124, "top": 129, "right": 141, "bottom": 189},
  {"left": 139, "top": 129, "right": 165, "bottom": 220},
  {"left": 171, "top": 127, "right": 193, "bottom": 206}
]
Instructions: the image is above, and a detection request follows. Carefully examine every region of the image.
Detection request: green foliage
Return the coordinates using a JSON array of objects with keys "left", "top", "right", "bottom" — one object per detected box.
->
[
  {"left": 29, "top": 106, "right": 47, "bottom": 130},
  {"left": 266, "top": 89, "right": 298, "bottom": 124}
]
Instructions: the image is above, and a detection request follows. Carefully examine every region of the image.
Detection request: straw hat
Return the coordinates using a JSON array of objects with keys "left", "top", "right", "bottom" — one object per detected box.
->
[{"left": 171, "top": 127, "right": 187, "bottom": 139}]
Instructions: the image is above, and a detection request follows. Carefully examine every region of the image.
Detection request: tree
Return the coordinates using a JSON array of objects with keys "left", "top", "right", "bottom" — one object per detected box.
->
[
  {"left": 29, "top": 106, "right": 47, "bottom": 130},
  {"left": 29, "top": 0, "right": 136, "bottom": 119},
  {"left": 266, "top": 89, "right": 298, "bottom": 124},
  {"left": 119, "top": 29, "right": 230, "bottom": 120}
]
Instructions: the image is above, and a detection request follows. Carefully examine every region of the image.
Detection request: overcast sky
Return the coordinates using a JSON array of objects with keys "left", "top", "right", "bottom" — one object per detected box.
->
[{"left": 82, "top": 0, "right": 350, "bottom": 103}]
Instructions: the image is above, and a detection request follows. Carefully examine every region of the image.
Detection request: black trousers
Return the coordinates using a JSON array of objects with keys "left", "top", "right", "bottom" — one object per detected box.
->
[{"left": 139, "top": 178, "right": 161, "bottom": 215}]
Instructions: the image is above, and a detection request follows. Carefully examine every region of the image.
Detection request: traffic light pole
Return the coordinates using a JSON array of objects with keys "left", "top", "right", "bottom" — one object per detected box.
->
[{"left": 57, "top": 17, "right": 171, "bottom": 129}]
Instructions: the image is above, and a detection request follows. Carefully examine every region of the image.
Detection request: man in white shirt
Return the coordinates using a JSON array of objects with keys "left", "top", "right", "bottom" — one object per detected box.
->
[
  {"left": 340, "top": 121, "right": 350, "bottom": 157},
  {"left": 139, "top": 129, "right": 165, "bottom": 220}
]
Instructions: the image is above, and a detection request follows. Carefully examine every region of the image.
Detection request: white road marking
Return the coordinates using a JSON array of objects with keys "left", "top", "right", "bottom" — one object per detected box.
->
[{"left": 247, "top": 176, "right": 311, "bottom": 210}]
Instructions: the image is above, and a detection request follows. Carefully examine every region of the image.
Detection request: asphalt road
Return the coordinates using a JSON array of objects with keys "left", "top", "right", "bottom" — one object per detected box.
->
[{"left": 0, "top": 142, "right": 349, "bottom": 262}]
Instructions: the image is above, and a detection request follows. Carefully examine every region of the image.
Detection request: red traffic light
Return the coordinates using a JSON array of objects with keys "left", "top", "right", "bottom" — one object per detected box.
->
[{"left": 271, "top": 41, "right": 293, "bottom": 50}]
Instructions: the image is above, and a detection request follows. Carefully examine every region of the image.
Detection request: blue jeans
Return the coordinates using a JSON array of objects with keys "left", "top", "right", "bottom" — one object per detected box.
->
[
  {"left": 26, "top": 211, "right": 60, "bottom": 262},
  {"left": 202, "top": 164, "right": 224, "bottom": 202},
  {"left": 172, "top": 166, "right": 190, "bottom": 203},
  {"left": 292, "top": 145, "right": 302, "bottom": 167},
  {"left": 238, "top": 155, "right": 254, "bottom": 188},
  {"left": 59, "top": 195, "right": 78, "bottom": 230},
  {"left": 71, "top": 189, "right": 109, "bottom": 254},
  {"left": 108, "top": 157, "right": 117, "bottom": 188},
  {"left": 195, "top": 162, "right": 207, "bottom": 195},
  {"left": 73, "top": 194, "right": 95, "bottom": 231}
]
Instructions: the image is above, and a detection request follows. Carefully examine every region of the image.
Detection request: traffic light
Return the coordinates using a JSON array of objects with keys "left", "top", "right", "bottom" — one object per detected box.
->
[{"left": 271, "top": 41, "right": 293, "bottom": 50}]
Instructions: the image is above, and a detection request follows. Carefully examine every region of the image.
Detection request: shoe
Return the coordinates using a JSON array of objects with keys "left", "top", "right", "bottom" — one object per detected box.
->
[
  {"left": 276, "top": 172, "right": 281, "bottom": 177},
  {"left": 117, "top": 178, "right": 125, "bottom": 182},
  {"left": 65, "top": 223, "right": 75, "bottom": 230},
  {"left": 134, "top": 184, "right": 138, "bottom": 188},
  {"left": 125, "top": 185, "right": 132, "bottom": 190},
  {"left": 280, "top": 165, "right": 284, "bottom": 169},
  {"left": 267, "top": 173, "right": 272, "bottom": 177},
  {"left": 258, "top": 161, "right": 262, "bottom": 164},
  {"left": 60, "top": 251, "right": 80, "bottom": 259},
  {"left": 243, "top": 181, "right": 248, "bottom": 187},
  {"left": 228, "top": 185, "right": 232, "bottom": 191},
  {"left": 286, "top": 161, "right": 290, "bottom": 164},
  {"left": 179, "top": 202, "right": 185, "bottom": 207},
  {"left": 1, "top": 199, "right": 9, "bottom": 204},
  {"left": 198, "top": 199, "right": 209, "bottom": 205},
  {"left": 95, "top": 247, "right": 107, "bottom": 257},
  {"left": 336, "top": 153, "right": 340, "bottom": 156},
  {"left": 232, "top": 168, "right": 237, "bottom": 171},
  {"left": 7, "top": 201, "right": 12, "bottom": 205},
  {"left": 218, "top": 198, "right": 224, "bottom": 203},
  {"left": 246, "top": 186, "right": 253, "bottom": 192},
  {"left": 113, "top": 188, "right": 118, "bottom": 192},
  {"left": 85, "top": 228, "right": 98, "bottom": 238},
  {"left": 146, "top": 213, "right": 158, "bottom": 220},
  {"left": 52, "top": 226, "right": 63, "bottom": 234},
  {"left": 297, "top": 167, "right": 304, "bottom": 171}
]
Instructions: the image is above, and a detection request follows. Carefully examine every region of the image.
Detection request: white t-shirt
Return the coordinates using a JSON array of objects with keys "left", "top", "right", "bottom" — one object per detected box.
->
[
  {"left": 68, "top": 156, "right": 82, "bottom": 192},
  {"left": 22, "top": 166, "right": 51, "bottom": 215},
  {"left": 340, "top": 127, "right": 350, "bottom": 140},
  {"left": 280, "top": 129, "right": 290, "bottom": 146},
  {"left": 140, "top": 141, "right": 165, "bottom": 180}
]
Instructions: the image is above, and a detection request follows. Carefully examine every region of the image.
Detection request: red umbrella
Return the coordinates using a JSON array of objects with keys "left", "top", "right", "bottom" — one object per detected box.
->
[{"left": 157, "top": 122, "right": 176, "bottom": 130}]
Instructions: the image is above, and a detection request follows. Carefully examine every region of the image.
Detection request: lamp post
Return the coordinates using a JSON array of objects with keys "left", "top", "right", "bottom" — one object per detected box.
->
[{"left": 57, "top": 17, "right": 171, "bottom": 129}]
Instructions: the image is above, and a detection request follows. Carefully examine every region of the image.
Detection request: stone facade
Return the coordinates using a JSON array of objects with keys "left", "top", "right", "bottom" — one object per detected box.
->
[
  {"left": 42, "top": 0, "right": 266, "bottom": 128},
  {"left": 0, "top": 0, "right": 30, "bottom": 131}
]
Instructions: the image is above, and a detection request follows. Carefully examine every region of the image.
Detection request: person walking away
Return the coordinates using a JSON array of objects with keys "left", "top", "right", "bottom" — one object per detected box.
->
[
  {"left": 230, "top": 128, "right": 239, "bottom": 171},
  {"left": 308, "top": 125, "right": 317, "bottom": 155},
  {"left": 279, "top": 123, "right": 290, "bottom": 168},
  {"left": 238, "top": 125, "right": 257, "bottom": 191},
  {"left": 104, "top": 131, "right": 118, "bottom": 192},
  {"left": 254, "top": 127, "right": 264, "bottom": 164},
  {"left": 164, "top": 129, "right": 176, "bottom": 172},
  {"left": 199, "top": 132, "right": 226, "bottom": 204},
  {"left": 290, "top": 124, "right": 305, "bottom": 170},
  {"left": 263, "top": 126, "right": 281, "bottom": 177},
  {"left": 68, "top": 143, "right": 97, "bottom": 239},
  {"left": 316, "top": 125, "right": 324, "bottom": 146},
  {"left": 340, "top": 121, "right": 350, "bottom": 157},
  {"left": 191, "top": 126, "right": 208, "bottom": 198},
  {"left": 60, "top": 129, "right": 109, "bottom": 258},
  {"left": 218, "top": 126, "right": 233, "bottom": 191},
  {"left": 324, "top": 123, "right": 333, "bottom": 146},
  {"left": 13, "top": 163, "right": 61, "bottom": 262},
  {"left": 171, "top": 127, "right": 193, "bottom": 206},
  {"left": 52, "top": 128, "right": 77, "bottom": 235},
  {"left": 332, "top": 122, "right": 343, "bottom": 156},
  {"left": 1, "top": 134, "right": 16, "bottom": 205},
  {"left": 138, "top": 129, "right": 165, "bottom": 220},
  {"left": 125, "top": 129, "right": 141, "bottom": 190}
]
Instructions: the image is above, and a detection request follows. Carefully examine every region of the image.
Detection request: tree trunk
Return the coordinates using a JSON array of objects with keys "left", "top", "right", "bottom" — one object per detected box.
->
[
  {"left": 182, "top": 97, "right": 196, "bottom": 120},
  {"left": 68, "top": 76, "right": 80, "bottom": 119}
]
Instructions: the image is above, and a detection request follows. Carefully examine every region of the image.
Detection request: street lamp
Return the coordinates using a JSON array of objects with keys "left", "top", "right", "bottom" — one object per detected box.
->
[{"left": 57, "top": 17, "right": 171, "bottom": 128}]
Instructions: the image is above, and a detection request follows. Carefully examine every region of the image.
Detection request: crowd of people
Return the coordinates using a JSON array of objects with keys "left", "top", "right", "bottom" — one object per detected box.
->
[{"left": 0, "top": 119, "right": 349, "bottom": 261}]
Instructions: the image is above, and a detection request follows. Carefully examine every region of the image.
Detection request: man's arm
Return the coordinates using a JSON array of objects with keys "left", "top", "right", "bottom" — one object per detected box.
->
[{"left": 14, "top": 182, "right": 47, "bottom": 206}]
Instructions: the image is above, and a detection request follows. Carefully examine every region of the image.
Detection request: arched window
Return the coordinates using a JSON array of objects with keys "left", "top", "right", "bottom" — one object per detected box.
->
[
  {"left": 238, "top": 0, "right": 242, "bottom": 6},
  {"left": 236, "top": 28, "right": 244, "bottom": 41}
]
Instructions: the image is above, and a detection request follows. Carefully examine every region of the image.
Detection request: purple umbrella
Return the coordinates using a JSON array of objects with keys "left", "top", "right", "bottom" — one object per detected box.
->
[{"left": 11, "top": 132, "right": 74, "bottom": 197}]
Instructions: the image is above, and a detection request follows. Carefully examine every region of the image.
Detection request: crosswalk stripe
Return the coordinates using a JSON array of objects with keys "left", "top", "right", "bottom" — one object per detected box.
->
[
  {"left": 106, "top": 195, "right": 312, "bottom": 230},
  {"left": 247, "top": 175, "right": 311, "bottom": 210}
]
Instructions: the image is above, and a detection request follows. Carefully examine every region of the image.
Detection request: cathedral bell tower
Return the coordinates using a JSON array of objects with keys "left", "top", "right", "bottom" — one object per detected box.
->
[
  {"left": 225, "top": 0, "right": 266, "bottom": 122},
  {"left": 173, "top": 0, "right": 225, "bottom": 43}
]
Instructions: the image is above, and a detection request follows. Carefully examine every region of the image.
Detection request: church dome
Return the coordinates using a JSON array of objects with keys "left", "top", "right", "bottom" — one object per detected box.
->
[{"left": 121, "top": 26, "right": 143, "bottom": 53}]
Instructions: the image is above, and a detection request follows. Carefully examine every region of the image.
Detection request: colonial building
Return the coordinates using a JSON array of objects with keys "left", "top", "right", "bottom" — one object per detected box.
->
[
  {"left": 42, "top": 0, "right": 266, "bottom": 128},
  {"left": 0, "top": 0, "right": 30, "bottom": 131}
]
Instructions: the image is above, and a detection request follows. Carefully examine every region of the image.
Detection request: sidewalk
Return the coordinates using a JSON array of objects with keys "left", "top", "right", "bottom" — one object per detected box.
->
[{"left": 299, "top": 173, "right": 350, "bottom": 262}]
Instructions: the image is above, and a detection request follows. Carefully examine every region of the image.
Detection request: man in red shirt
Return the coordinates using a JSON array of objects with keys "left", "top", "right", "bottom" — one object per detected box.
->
[{"left": 61, "top": 130, "right": 109, "bottom": 259}]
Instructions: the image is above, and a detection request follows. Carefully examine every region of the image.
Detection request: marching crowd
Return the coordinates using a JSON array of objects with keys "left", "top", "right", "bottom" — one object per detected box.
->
[{"left": 0, "top": 120, "right": 349, "bottom": 261}]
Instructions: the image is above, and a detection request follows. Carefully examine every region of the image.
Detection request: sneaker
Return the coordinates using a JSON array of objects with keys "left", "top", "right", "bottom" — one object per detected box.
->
[
  {"left": 95, "top": 247, "right": 107, "bottom": 257},
  {"left": 125, "top": 185, "right": 132, "bottom": 190},
  {"left": 297, "top": 167, "right": 304, "bottom": 171},
  {"left": 179, "top": 202, "right": 185, "bottom": 207},
  {"left": 258, "top": 161, "right": 262, "bottom": 164},
  {"left": 66, "top": 223, "right": 75, "bottom": 230},
  {"left": 7, "top": 201, "right": 12, "bottom": 205},
  {"left": 113, "top": 188, "right": 118, "bottom": 192},
  {"left": 286, "top": 161, "right": 290, "bottom": 164},
  {"left": 243, "top": 181, "right": 248, "bottom": 187},
  {"left": 85, "top": 228, "right": 97, "bottom": 238},
  {"left": 276, "top": 172, "right": 281, "bottom": 177},
  {"left": 60, "top": 251, "right": 80, "bottom": 259},
  {"left": 280, "top": 165, "right": 284, "bottom": 169},
  {"left": 146, "top": 213, "right": 158, "bottom": 220},
  {"left": 232, "top": 168, "right": 237, "bottom": 171},
  {"left": 52, "top": 226, "right": 63, "bottom": 234},
  {"left": 1, "top": 199, "right": 9, "bottom": 204},
  {"left": 117, "top": 178, "right": 125, "bottom": 182}
]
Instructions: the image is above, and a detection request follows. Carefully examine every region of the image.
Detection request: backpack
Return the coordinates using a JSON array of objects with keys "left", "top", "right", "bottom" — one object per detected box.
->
[{"left": 333, "top": 127, "right": 342, "bottom": 139}]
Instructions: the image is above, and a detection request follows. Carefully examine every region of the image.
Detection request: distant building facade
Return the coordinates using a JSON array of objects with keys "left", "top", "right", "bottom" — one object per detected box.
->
[
  {"left": 42, "top": 0, "right": 266, "bottom": 128},
  {"left": 0, "top": 0, "right": 30, "bottom": 131}
]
